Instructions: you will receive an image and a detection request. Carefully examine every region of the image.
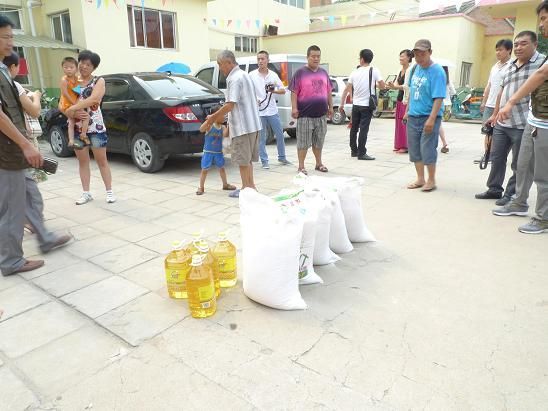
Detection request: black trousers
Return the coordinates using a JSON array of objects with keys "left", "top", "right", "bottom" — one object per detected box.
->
[{"left": 349, "top": 104, "right": 374, "bottom": 156}]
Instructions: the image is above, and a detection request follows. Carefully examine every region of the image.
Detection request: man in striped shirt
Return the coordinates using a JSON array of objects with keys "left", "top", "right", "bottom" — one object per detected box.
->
[
  {"left": 203, "top": 50, "right": 262, "bottom": 198},
  {"left": 476, "top": 31, "right": 546, "bottom": 206}
]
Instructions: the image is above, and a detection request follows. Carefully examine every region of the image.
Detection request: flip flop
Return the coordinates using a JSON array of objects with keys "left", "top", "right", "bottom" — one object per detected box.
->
[
  {"left": 407, "top": 182, "right": 424, "bottom": 189},
  {"left": 315, "top": 164, "right": 328, "bottom": 172},
  {"left": 196, "top": 188, "right": 204, "bottom": 195},
  {"left": 222, "top": 184, "right": 236, "bottom": 191},
  {"left": 228, "top": 189, "right": 240, "bottom": 198},
  {"left": 297, "top": 168, "right": 308, "bottom": 175},
  {"left": 422, "top": 185, "right": 437, "bottom": 192}
]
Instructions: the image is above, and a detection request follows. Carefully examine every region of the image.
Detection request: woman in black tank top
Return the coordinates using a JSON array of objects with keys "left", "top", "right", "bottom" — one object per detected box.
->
[{"left": 387, "top": 50, "right": 413, "bottom": 153}]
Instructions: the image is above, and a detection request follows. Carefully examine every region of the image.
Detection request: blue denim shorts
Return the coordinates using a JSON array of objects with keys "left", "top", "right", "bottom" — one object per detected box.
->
[
  {"left": 407, "top": 116, "right": 441, "bottom": 165},
  {"left": 74, "top": 132, "right": 108, "bottom": 149},
  {"left": 201, "top": 152, "right": 225, "bottom": 169}
]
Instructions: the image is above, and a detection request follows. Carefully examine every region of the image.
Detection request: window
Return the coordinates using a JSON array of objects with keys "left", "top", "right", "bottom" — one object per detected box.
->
[
  {"left": 51, "top": 11, "right": 72, "bottom": 43},
  {"left": 13, "top": 47, "right": 29, "bottom": 85},
  {"left": 273, "top": 0, "right": 304, "bottom": 8},
  {"left": 0, "top": 8, "right": 22, "bottom": 30},
  {"left": 196, "top": 67, "right": 214, "bottom": 85},
  {"left": 134, "top": 74, "right": 221, "bottom": 99},
  {"left": 234, "top": 35, "right": 258, "bottom": 53},
  {"left": 127, "top": 6, "right": 176, "bottom": 49},
  {"left": 460, "top": 62, "right": 472, "bottom": 87},
  {"left": 104, "top": 80, "right": 133, "bottom": 102}
]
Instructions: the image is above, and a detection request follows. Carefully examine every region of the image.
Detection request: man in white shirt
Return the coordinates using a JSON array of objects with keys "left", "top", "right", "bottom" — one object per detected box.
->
[
  {"left": 249, "top": 50, "right": 291, "bottom": 169},
  {"left": 340, "top": 49, "right": 385, "bottom": 160},
  {"left": 479, "top": 39, "right": 512, "bottom": 154}
]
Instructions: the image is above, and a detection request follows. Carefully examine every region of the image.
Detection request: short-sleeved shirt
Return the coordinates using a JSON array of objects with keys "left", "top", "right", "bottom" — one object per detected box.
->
[
  {"left": 408, "top": 63, "right": 446, "bottom": 117},
  {"left": 226, "top": 66, "right": 261, "bottom": 138},
  {"left": 498, "top": 51, "right": 546, "bottom": 129},
  {"left": 289, "top": 66, "right": 332, "bottom": 118},
  {"left": 203, "top": 124, "right": 223, "bottom": 153},
  {"left": 348, "top": 66, "right": 382, "bottom": 106},
  {"left": 485, "top": 60, "right": 511, "bottom": 108},
  {"left": 249, "top": 69, "right": 283, "bottom": 117}
]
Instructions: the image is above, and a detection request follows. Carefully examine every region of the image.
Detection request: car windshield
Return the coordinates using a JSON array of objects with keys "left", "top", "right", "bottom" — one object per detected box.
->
[{"left": 135, "top": 74, "right": 222, "bottom": 99}]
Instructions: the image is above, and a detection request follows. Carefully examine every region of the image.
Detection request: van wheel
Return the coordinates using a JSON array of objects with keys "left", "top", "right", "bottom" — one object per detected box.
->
[
  {"left": 331, "top": 109, "right": 346, "bottom": 125},
  {"left": 48, "top": 125, "right": 73, "bottom": 157},
  {"left": 131, "top": 132, "right": 165, "bottom": 173},
  {"left": 286, "top": 128, "right": 296, "bottom": 138}
]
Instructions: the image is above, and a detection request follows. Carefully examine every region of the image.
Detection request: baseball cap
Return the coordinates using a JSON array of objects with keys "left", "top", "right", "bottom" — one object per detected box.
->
[{"left": 413, "top": 39, "right": 431, "bottom": 51}]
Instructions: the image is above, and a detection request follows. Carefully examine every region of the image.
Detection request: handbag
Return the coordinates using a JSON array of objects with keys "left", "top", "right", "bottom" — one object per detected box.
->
[{"left": 368, "top": 67, "right": 377, "bottom": 110}]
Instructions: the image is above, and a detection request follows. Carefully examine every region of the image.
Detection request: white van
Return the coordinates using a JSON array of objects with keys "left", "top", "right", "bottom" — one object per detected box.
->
[{"left": 195, "top": 54, "right": 328, "bottom": 140}]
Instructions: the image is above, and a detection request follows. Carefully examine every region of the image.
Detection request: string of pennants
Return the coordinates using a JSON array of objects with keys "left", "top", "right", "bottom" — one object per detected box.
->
[{"left": 86, "top": 0, "right": 173, "bottom": 8}]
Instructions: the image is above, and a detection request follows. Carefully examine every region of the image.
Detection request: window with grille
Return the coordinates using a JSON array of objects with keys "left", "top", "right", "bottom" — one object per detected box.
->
[{"left": 127, "top": 5, "right": 176, "bottom": 49}]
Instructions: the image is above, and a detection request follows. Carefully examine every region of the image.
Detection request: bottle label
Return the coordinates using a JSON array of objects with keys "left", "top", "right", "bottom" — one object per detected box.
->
[{"left": 198, "top": 285, "right": 214, "bottom": 302}]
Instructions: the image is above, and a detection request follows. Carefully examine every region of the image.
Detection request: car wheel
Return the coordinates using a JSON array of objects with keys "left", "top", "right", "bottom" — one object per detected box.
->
[
  {"left": 286, "top": 128, "right": 296, "bottom": 138},
  {"left": 331, "top": 109, "right": 346, "bottom": 125},
  {"left": 131, "top": 132, "right": 165, "bottom": 173},
  {"left": 48, "top": 125, "right": 73, "bottom": 157}
]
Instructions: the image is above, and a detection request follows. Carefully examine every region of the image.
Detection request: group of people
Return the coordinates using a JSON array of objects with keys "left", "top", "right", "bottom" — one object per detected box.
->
[{"left": 0, "top": 14, "right": 115, "bottom": 276}]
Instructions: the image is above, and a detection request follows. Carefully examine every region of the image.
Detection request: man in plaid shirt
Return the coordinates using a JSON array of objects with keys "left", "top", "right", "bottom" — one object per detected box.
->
[{"left": 476, "top": 31, "right": 546, "bottom": 206}]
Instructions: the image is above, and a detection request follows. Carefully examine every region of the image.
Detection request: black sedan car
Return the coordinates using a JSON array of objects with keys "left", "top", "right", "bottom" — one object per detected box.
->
[{"left": 44, "top": 72, "right": 225, "bottom": 173}]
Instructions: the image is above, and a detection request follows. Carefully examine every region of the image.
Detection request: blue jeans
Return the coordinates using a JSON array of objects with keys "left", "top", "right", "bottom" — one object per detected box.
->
[
  {"left": 407, "top": 116, "right": 441, "bottom": 165},
  {"left": 259, "top": 114, "right": 287, "bottom": 164}
]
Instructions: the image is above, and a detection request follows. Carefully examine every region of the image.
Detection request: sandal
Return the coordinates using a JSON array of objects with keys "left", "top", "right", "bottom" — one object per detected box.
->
[
  {"left": 422, "top": 184, "right": 437, "bottom": 192},
  {"left": 196, "top": 188, "right": 204, "bottom": 196},
  {"left": 297, "top": 168, "right": 308, "bottom": 175},
  {"left": 441, "top": 146, "right": 449, "bottom": 153},
  {"left": 315, "top": 164, "right": 328, "bottom": 173},
  {"left": 222, "top": 184, "right": 236, "bottom": 191},
  {"left": 407, "top": 182, "right": 424, "bottom": 189}
]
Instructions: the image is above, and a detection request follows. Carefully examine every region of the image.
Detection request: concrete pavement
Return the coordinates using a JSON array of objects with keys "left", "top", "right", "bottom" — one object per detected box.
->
[{"left": 0, "top": 118, "right": 546, "bottom": 410}]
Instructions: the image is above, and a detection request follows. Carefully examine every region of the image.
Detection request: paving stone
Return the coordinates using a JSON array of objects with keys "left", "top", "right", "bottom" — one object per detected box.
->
[
  {"left": 15, "top": 326, "right": 129, "bottom": 396},
  {"left": 0, "top": 302, "right": 87, "bottom": 358},
  {"left": 54, "top": 344, "right": 254, "bottom": 410},
  {"left": 88, "top": 214, "right": 141, "bottom": 232},
  {"left": 110, "top": 222, "right": 167, "bottom": 242},
  {"left": 137, "top": 230, "right": 187, "bottom": 254},
  {"left": 18, "top": 250, "right": 82, "bottom": 280},
  {"left": 124, "top": 204, "right": 174, "bottom": 222},
  {"left": 64, "top": 234, "right": 129, "bottom": 259},
  {"left": 119, "top": 256, "right": 167, "bottom": 291},
  {"left": 152, "top": 211, "right": 201, "bottom": 229},
  {"left": 0, "top": 273, "right": 25, "bottom": 291},
  {"left": 0, "top": 283, "right": 51, "bottom": 322},
  {"left": 32, "top": 261, "right": 112, "bottom": 297},
  {"left": 61, "top": 276, "right": 148, "bottom": 318},
  {"left": 67, "top": 225, "right": 102, "bottom": 241},
  {"left": 97, "top": 293, "right": 185, "bottom": 346},
  {"left": 0, "top": 367, "right": 39, "bottom": 410},
  {"left": 89, "top": 244, "right": 158, "bottom": 274}
]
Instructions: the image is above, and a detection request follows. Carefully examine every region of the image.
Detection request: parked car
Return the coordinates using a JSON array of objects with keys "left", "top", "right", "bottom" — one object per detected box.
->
[
  {"left": 195, "top": 54, "right": 329, "bottom": 141},
  {"left": 44, "top": 72, "right": 225, "bottom": 173},
  {"left": 330, "top": 76, "right": 351, "bottom": 125}
]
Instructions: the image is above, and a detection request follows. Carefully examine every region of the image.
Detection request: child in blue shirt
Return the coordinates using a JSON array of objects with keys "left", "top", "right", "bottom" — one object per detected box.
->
[{"left": 197, "top": 105, "right": 236, "bottom": 195}]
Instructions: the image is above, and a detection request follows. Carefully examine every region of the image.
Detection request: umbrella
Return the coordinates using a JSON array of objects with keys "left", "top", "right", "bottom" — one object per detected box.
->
[{"left": 156, "top": 62, "right": 191, "bottom": 74}]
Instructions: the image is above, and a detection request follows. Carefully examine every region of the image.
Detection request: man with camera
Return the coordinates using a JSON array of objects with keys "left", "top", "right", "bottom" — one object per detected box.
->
[
  {"left": 476, "top": 31, "right": 545, "bottom": 206},
  {"left": 249, "top": 50, "right": 291, "bottom": 169},
  {"left": 0, "top": 16, "right": 45, "bottom": 275}
]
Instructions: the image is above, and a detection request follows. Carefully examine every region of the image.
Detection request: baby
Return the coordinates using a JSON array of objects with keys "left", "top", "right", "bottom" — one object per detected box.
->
[
  {"left": 197, "top": 105, "right": 236, "bottom": 195},
  {"left": 58, "top": 57, "right": 89, "bottom": 148}
]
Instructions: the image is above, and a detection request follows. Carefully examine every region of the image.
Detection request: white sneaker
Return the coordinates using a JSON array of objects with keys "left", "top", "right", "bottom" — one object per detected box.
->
[
  {"left": 76, "top": 192, "right": 93, "bottom": 205},
  {"left": 106, "top": 191, "right": 117, "bottom": 204}
]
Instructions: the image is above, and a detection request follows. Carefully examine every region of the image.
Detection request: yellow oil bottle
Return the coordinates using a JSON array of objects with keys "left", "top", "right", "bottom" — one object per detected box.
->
[
  {"left": 164, "top": 241, "right": 191, "bottom": 299},
  {"left": 188, "top": 231, "right": 203, "bottom": 254},
  {"left": 186, "top": 254, "right": 217, "bottom": 318},
  {"left": 197, "top": 240, "right": 221, "bottom": 298},
  {"left": 212, "top": 232, "right": 237, "bottom": 288}
]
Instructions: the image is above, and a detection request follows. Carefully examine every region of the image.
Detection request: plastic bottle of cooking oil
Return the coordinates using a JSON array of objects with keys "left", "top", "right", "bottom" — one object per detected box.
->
[
  {"left": 164, "top": 241, "right": 191, "bottom": 299},
  {"left": 197, "top": 240, "right": 220, "bottom": 298},
  {"left": 212, "top": 232, "right": 237, "bottom": 288},
  {"left": 186, "top": 254, "right": 217, "bottom": 318},
  {"left": 188, "top": 231, "right": 203, "bottom": 254}
]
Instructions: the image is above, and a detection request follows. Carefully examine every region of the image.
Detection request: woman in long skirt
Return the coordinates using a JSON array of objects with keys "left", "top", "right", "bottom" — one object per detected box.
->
[{"left": 388, "top": 50, "right": 413, "bottom": 153}]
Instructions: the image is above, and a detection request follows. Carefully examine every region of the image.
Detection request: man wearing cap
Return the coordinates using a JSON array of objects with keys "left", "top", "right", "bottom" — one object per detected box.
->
[{"left": 403, "top": 39, "right": 446, "bottom": 192}]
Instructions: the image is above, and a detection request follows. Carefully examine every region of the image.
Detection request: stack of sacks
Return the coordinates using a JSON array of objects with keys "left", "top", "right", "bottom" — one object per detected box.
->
[{"left": 239, "top": 188, "right": 307, "bottom": 310}]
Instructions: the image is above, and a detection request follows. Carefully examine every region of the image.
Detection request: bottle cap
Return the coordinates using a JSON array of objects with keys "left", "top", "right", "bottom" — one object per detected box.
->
[
  {"left": 190, "top": 254, "right": 203, "bottom": 266},
  {"left": 217, "top": 231, "right": 227, "bottom": 241},
  {"left": 172, "top": 240, "right": 184, "bottom": 251},
  {"left": 191, "top": 230, "right": 203, "bottom": 240},
  {"left": 198, "top": 240, "right": 210, "bottom": 251}
]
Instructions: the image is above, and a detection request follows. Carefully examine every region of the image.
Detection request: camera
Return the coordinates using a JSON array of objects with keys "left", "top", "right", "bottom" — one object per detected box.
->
[
  {"left": 265, "top": 84, "right": 275, "bottom": 93},
  {"left": 481, "top": 123, "right": 494, "bottom": 135}
]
